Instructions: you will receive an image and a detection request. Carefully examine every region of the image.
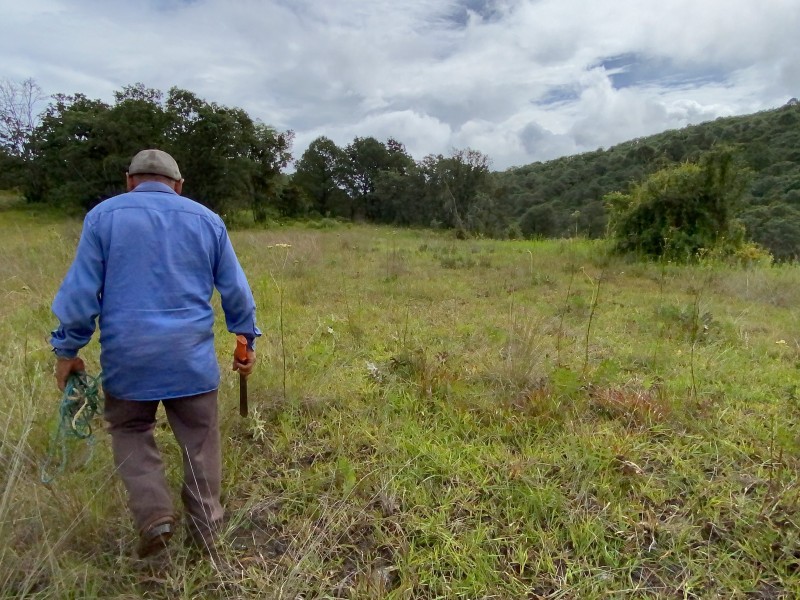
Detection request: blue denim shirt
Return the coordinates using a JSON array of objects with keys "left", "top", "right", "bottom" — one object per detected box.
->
[{"left": 51, "top": 182, "right": 261, "bottom": 400}]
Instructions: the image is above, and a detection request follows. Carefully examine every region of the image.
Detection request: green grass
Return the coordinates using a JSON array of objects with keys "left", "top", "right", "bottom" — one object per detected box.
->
[{"left": 0, "top": 198, "right": 798, "bottom": 598}]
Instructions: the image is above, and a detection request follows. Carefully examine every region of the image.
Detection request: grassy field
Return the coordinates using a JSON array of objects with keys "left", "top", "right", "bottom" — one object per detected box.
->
[{"left": 0, "top": 193, "right": 798, "bottom": 599}]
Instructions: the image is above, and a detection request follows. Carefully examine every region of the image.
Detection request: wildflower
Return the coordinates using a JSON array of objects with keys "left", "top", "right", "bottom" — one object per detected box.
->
[{"left": 366, "top": 361, "right": 383, "bottom": 382}]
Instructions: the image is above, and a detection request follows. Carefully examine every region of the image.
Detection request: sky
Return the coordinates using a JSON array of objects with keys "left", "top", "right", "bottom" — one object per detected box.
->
[{"left": 1, "top": 0, "right": 799, "bottom": 171}]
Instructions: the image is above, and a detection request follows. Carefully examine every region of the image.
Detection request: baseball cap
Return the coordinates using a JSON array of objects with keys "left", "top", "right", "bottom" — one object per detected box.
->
[{"left": 128, "top": 149, "right": 182, "bottom": 180}]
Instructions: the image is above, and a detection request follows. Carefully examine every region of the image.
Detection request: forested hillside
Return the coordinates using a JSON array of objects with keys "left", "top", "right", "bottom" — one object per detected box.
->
[
  {"left": 496, "top": 100, "right": 800, "bottom": 259},
  {"left": 2, "top": 78, "right": 799, "bottom": 258}
]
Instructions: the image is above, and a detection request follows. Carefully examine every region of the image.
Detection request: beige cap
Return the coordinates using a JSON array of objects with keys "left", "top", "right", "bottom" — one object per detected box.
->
[{"left": 128, "top": 149, "right": 182, "bottom": 180}]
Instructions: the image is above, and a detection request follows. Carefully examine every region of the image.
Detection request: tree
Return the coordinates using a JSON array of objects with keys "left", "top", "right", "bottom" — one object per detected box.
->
[
  {"left": 247, "top": 123, "right": 294, "bottom": 221},
  {"left": 165, "top": 89, "right": 258, "bottom": 213},
  {"left": 0, "top": 147, "right": 20, "bottom": 189},
  {"left": 292, "top": 136, "right": 347, "bottom": 217},
  {"left": 337, "top": 136, "right": 395, "bottom": 220},
  {"left": 275, "top": 181, "right": 311, "bottom": 218},
  {"left": 367, "top": 139, "right": 416, "bottom": 223},
  {"left": 465, "top": 191, "right": 512, "bottom": 237},
  {"left": 106, "top": 84, "right": 172, "bottom": 152},
  {"left": 24, "top": 93, "right": 114, "bottom": 206},
  {"left": 740, "top": 204, "right": 800, "bottom": 261},
  {"left": 23, "top": 84, "right": 293, "bottom": 215},
  {"left": 0, "top": 78, "right": 47, "bottom": 188},
  {"left": 384, "top": 138, "right": 415, "bottom": 175},
  {"left": 606, "top": 147, "right": 750, "bottom": 260},
  {"left": 164, "top": 90, "right": 294, "bottom": 217},
  {"left": 425, "top": 148, "right": 492, "bottom": 231},
  {"left": 519, "top": 203, "right": 558, "bottom": 238},
  {"left": 25, "top": 85, "right": 173, "bottom": 206},
  {"left": 0, "top": 78, "right": 46, "bottom": 156},
  {"left": 372, "top": 167, "right": 428, "bottom": 225}
]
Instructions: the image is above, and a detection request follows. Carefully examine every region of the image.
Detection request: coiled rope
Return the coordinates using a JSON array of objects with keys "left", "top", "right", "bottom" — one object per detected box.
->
[{"left": 41, "top": 371, "right": 104, "bottom": 484}]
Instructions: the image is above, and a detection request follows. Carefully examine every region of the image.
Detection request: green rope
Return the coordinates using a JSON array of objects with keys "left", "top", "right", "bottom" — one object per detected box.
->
[{"left": 41, "top": 371, "right": 104, "bottom": 484}]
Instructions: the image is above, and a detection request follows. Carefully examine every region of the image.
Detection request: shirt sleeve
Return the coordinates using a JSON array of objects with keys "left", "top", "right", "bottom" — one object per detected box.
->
[
  {"left": 214, "top": 226, "right": 262, "bottom": 346},
  {"left": 50, "top": 217, "right": 105, "bottom": 357}
]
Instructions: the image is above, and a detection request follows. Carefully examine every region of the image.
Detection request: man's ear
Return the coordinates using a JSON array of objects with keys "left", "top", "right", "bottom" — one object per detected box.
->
[
  {"left": 174, "top": 179, "right": 184, "bottom": 195},
  {"left": 126, "top": 173, "right": 136, "bottom": 192}
]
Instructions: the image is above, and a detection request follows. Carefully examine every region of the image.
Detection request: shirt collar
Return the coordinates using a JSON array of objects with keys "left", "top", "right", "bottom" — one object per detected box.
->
[{"left": 131, "top": 181, "right": 179, "bottom": 195}]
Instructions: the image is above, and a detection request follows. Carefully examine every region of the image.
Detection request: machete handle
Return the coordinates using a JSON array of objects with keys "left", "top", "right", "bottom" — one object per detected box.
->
[
  {"left": 235, "top": 335, "right": 249, "bottom": 418},
  {"left": 235, "top": 335, "right": 248, "bottom": 362}
]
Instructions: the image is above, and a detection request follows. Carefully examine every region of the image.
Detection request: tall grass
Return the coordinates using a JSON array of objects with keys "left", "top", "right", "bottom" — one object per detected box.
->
[{"left": 1, "top": 198, "right": 798, "bottom": 598}]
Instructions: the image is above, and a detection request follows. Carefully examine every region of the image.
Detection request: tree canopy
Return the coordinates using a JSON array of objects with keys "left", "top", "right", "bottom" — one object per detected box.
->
[{"left": 21, "top": 83, "right": 293, "bottom": 215}]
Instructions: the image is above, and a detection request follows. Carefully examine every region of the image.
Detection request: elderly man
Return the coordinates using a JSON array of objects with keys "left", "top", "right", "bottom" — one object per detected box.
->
[{"left": 50, "top": 149, "right": 260, "bottom": 558}]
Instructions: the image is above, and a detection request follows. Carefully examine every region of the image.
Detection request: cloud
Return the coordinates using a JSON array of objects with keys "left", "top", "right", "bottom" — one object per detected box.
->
[
  {"left": 519, "top": 122, "right": 577, "bottom": 162},
  {"left": 1, "top": 0, "right": 798, "bottom": 170},
  {"left": 295, "top": 109, "right": 452, "bottom": 161}
]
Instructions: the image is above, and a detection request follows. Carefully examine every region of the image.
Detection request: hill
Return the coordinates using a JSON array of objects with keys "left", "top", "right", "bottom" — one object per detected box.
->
[{"left": 494, "top": 100, "right": 800, "bottom": 259}]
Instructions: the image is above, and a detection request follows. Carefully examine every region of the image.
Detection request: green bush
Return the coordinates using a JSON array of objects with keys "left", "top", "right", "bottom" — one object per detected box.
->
[{"left": 606, "top": 148, "right": 749, "bottom": 261}]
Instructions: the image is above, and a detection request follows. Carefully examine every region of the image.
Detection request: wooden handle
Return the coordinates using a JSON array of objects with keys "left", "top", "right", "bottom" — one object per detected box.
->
[
  {"left": 235, "top": 335, "right": 248, "bottom": 417},
  {"left": 235, "top": 335, "right": 248, "bottom": 362}
]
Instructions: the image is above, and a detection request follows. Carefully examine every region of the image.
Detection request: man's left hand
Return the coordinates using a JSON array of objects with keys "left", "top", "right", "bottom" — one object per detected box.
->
[
  {"left": 233, "top": 349, "right": 256, "bottom": 378},
  {"left": 54, "top": 357, "right": 86, "bottom": 391}
]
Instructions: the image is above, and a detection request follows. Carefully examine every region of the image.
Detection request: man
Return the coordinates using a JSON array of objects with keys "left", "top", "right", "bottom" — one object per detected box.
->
[{"left": 50, "top": 149, "right": 260, "bottom": 558}]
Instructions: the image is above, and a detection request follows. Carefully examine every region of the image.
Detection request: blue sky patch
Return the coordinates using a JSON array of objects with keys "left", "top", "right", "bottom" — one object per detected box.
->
[
  {"left": 535, "top": 86, "right": 581, "bottom": 106},
  {"left": 596, "top": 53, "right": 729, "bottom": 89}
]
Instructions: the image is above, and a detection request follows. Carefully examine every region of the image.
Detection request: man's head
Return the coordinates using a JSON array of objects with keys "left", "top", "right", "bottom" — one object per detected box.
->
[{"left": 127, "top": 149, "right": 183, "bottom": 194}]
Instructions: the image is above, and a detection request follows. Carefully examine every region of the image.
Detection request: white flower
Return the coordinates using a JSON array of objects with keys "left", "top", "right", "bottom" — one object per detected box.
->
[{"left": 366, "top": 361, "right": 383, "bottom": 382}]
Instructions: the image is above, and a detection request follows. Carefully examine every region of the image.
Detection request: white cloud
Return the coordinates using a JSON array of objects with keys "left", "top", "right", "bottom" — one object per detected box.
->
[
  {"left": 294, "top": 109, "right": 452, "bottom": 162},
  {"left": 1, "top": 0, "right": 798, "bottom": 170}
]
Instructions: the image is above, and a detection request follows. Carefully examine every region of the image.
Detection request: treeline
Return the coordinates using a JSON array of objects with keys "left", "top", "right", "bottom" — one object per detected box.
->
[
  {"left": 2, "top": 80, "right": 800, "bottom": 258},
  {"left": 293, "top": 139, "right": 497, "bottom": 233},
  {"left": 0, "top": 81, "right": 499, "bottom": 235}
]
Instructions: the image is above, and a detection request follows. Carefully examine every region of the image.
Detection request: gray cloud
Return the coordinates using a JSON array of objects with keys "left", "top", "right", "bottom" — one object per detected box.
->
[{"left": 0, "top": 0, "right": 797, "bottom": 170}]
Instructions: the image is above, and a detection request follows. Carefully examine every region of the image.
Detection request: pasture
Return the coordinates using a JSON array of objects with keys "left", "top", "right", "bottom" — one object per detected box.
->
[{"left": 0, "top": 194, "right": 798, "bottom": 598}]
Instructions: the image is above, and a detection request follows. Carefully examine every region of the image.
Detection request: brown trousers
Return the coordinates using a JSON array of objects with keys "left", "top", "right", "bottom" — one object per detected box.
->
[{"left": 103, "top": 390, "right": 223, "bottom": 541}]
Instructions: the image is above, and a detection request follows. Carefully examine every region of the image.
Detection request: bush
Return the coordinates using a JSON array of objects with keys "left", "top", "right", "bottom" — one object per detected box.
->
[{"left": 606, "top": 148, "right": 749, "bottom": 261}]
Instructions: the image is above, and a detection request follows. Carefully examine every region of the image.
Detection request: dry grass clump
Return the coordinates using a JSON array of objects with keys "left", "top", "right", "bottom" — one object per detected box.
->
[{"left": 588, "top": 381, "right": 671, "bottom": 428}]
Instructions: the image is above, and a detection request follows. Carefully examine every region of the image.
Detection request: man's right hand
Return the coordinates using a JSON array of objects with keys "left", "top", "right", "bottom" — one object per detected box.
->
[{"left": 54, "top": 356, "right": 86, "bottom": 391}]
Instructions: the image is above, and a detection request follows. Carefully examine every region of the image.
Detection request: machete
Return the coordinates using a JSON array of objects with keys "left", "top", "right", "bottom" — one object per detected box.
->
[{"left": 235, "top": 335, "right": 248, "bottom": 417}]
